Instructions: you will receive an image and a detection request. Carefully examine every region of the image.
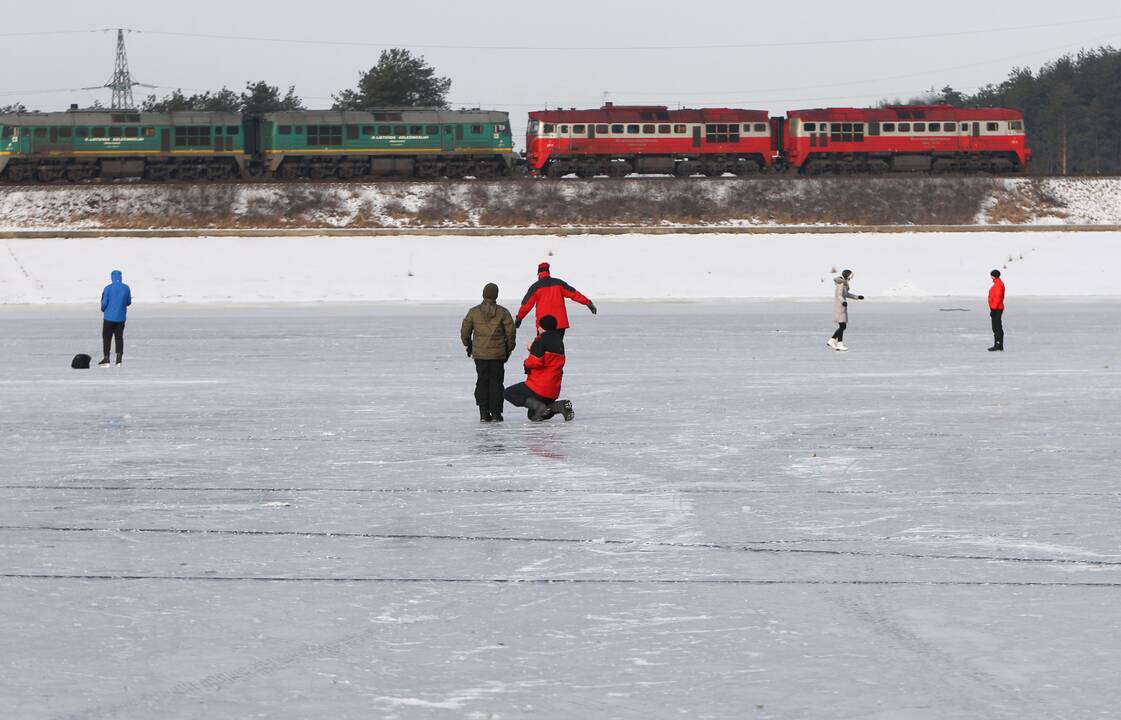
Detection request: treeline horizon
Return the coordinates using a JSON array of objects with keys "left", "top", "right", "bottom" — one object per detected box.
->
[{"left": 4, "top": 46, "right": 1119, "bottom": 174}]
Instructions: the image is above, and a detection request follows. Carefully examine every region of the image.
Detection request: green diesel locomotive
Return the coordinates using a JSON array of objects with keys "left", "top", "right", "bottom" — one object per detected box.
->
[{"left": 0, "top": 106, "right": 514, "bottom": 182}]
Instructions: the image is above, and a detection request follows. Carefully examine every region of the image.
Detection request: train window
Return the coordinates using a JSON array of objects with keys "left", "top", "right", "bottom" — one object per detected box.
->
[
  {"left": 426, "top": 125, "right": 439, "bottom": 134},
  {"left": 296, "top": 126, "right": 303, "bottom": 133},
  {"left": 883, "top": 123, "right": 896, "bottom": 132},
  {"left": 76, "top": 128, "right": 88, "bottom": 138},
  {"left": 377, "top": 125, "right": 390, "bottom": 135},
  {"left": 175, "top": 126, "right": 211, "bottom": 146},
  {"left": 34, "top": 128, "right": 47, "bottom": 138},
  {"left": 124, "top": 127, "right": 138, "bottom": 138},
  {"left": 596, "top": 124, "right": 608, "bottom": 133},
  {"left": 830, "top": 123, "right": 861, "bottom": 143},
  {"left": 928, "top": 123, "right": 940, "bottom": 132},
  {"left": 543, "top": 124, "right": 555, "bottom": 134},
  {"left": 804, "top": 122, "right": 816, "bottom": 132},
  {"left": 395, "top": 125, "right": 407, "bottom": 135},
  {"left": 705, "top": 124, "right": 739, "bottom": 143},
  {"left": 573, "top": 125, "right": 586, "bottom": 134},
  {"left": 216, "top": 127, "right": 224, "bottom": 135},
  {"left": 627, "top": 124, "right": 639, "bottom": 133},
  {"left": 673, "top": 124, "right": 686, "bottom": 133},
  {"left": 558, "top": 125, "right": 568, "bottom": 134},
  {"left": 495, "top": 123, "right": 507, "bottom": 132},
  {"left": 109, "top": 127, "right": 122, "bottom": 138},
  {"left": 59, "top": 128, "right": 72, "bottom": 138},
  {"left": 987, "top": 122, "right": 999, "bottom": 132},
  {"left": 347, "top": 125, "right": 359, "bottom": 140},
  {"left": 913, "top": 123, "right": 926, "bottom": 132},
  {"left": 898, "top": 123, "right": 911, "bottom": 132},
  {"left": 308, "top": 125, "right": 343, "bottom": 145},
  {"left": 278, "top": 125, "right": 292, "bottom": 135},
  {"left": 612, "top": 124, "right": 624, "bottom": 133},
  {"left": 407, "top": 125, "right": 419, "bottom": 134},
  {"left": 92, "top": 127, "right": 105, "bottom": 138},
  {"left": 643, "top": 124, "right": 655, "bottom": 133},
  {"left": 1, "top": 127, "right": 12, "bottom": 138},
  {"left": 754, "top": 123, "right": 767, "bottom": 132},
  {"left": 228, "top": 126, "right": 239, "bottom": 135},
  {"left": 1009, "top": 120, "right": 1023, "bottom": 131},
  {"left": 658, "top": 124, "right": 671, "bottom": 134},
  {"left": 144, "top": 128, "right": 156, "bottom": 137}
]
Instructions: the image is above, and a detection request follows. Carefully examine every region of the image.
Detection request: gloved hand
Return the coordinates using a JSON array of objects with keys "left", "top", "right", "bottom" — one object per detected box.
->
[
  {"left": 589, "top": 303, "right": 598, "bottom": 315},
  {"left": 514, "top": 318, "right": 522, "bottom": 329},
  {"left": 465, "top": 343, "right": 473, "bottom": 357},
  {"left": 858, "top": 295, "right": 865, "bottom": 300},
  {"left": 842, "top": 302, "right": 848, "bottom": 307}
]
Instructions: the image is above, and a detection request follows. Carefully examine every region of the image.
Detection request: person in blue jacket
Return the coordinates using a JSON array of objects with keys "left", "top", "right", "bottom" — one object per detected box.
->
[{"left": 99, "top": 270, "right": 132, "bottom": 367}]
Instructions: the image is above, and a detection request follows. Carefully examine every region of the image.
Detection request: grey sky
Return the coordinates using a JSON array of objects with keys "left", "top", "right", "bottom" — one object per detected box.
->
[{"left": 3, "top": 0, "right": 1118, "bottom": 143}]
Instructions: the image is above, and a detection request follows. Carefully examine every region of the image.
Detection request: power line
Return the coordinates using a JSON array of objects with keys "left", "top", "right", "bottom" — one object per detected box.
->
[{"left": 121, "top": 14, "right": 1121, "bottom": 52}]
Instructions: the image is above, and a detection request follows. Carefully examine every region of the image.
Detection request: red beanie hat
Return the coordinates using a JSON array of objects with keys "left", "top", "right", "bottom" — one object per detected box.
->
[{"left": 538, "top": 262, "right": 550, "bottom": 273}]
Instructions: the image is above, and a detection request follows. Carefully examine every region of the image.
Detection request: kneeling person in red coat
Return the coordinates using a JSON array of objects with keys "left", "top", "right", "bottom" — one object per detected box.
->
[{"left": 503, "top": 315, "right": 575, "bottom": 422}]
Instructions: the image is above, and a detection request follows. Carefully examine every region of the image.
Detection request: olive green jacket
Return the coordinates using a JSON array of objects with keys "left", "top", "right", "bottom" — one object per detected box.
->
[{"left": 461, "top": 300, "right": 516, "bottom": 360}]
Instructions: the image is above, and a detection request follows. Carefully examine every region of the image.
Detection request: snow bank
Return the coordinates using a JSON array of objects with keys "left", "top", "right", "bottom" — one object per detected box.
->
[{"left": 2, "top": 231, "right": 1118, "bottom": 305}]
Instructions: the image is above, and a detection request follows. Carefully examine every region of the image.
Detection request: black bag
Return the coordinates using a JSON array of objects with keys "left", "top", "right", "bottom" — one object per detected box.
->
[{"left": 71, "top": 353, "right": 91, "bottom": 369}]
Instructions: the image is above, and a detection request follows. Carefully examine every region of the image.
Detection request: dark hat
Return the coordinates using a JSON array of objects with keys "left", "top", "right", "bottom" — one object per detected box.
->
[
  {"left": 482, "top": 282, "right": 499, "bottom": 300},
  {"left": 71, "top": 353, "right": 91, "bottom": 369},
  {"left": 991, "top": 269, "right": 1001, "bottom": 278},
  {"left": 539, "top": 315, "right": 558, "bottom": 332},
  {"left": 538, "top": 262, "right": 551, "bottom": 273}
]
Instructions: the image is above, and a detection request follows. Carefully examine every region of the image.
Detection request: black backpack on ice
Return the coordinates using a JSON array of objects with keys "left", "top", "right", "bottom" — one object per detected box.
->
[{"left": 71, "top": 354, "right": 91, "bottom": 369}]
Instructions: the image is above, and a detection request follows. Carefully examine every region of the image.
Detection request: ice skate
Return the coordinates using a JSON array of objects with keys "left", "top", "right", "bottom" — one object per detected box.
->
[
  {"left": 115, "top": 356, "right": 123, "bottom": 367},
  {"left": 988, "top": 344, "right": 1003, "bottom": 352},
  {"left": 827, "top": 338, "right": 838, "bottom": 349},
  {"left": 97, "top": 358, "right": 111, "bottom": 368},
  {"left": 491, "top": 412, "right": 504, "bottom": 422},
  {"left": 835, "top": 341, "right": 849, "bottom": 352}
]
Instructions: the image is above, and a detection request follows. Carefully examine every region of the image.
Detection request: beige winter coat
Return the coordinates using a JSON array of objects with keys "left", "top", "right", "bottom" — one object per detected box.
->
[
  {"left": 461, "top": 300, "right": 516, "bottom": 360},
  {"left": 832, "top": 276, "right": 858, "bottom": 323}
]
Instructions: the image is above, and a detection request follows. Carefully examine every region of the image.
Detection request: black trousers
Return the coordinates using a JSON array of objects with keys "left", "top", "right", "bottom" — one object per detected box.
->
[
  {"left": 990, "top": 309, "right": 1004, "bottom": 345},
  {"left": 832, "top": 322, "right": 847, "bottom": 341},
  {"left": 504, "top": 382, "right": 558, "bottom": 420},
  {"left": 474, "top": 359, "right": 506, "bottom": 414},
  {"left": 102, "top": 321, "right": 125, "bottom": 359}
]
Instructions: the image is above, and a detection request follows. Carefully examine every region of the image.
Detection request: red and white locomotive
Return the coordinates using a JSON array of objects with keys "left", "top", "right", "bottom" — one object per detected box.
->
[
  {"left": 783, "top": 105, "right": 1030, "bottom": 174},
  {"left": 526, "top": 104, "right": 774, "bottom": 177},
  {"left": 527, "top": 104, "right": 1030, "bottom": 176}
]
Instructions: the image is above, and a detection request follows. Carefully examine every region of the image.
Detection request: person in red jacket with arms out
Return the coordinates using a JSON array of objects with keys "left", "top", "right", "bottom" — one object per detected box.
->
[
  {"left": 988, "top": 269, "right": 1005, "bottom": 352},
  {"left": 503, "top": 315, "right": 575, "bottom": 422},
  {"left": 515, "top": 262, "right": 597, "bottom": 336}
]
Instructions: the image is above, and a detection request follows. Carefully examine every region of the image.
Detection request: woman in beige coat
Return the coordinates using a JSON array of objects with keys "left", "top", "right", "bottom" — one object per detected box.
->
[{"left": 828, "top": 269, "right": 863, "bottom": 352}]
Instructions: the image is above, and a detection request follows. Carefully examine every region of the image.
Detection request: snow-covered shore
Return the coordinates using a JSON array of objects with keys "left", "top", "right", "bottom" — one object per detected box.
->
[
  {"left": 2, "top": 231, "right": 1117, "bottom": 305},
  {"left": 2, "top": 177, "right": 1121, "bottom": 231}
]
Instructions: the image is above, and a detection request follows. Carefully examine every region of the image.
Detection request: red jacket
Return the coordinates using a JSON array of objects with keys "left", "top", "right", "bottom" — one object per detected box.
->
[
  {"left": 516, "top": 272, "right": 592, "bottom": 330},
  {"left": 524, "top": 330, "right": 566, "bottom": 400},
  {"left": 989, "top": 278, "right": 1005, "bottom": 310}
]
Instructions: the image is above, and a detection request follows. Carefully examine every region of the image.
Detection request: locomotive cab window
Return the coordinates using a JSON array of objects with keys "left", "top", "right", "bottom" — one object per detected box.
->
[
  {"left": 804, "top": 122, "right": 816, "bottom": 132},
  {"left": 1010, "top": 120, "right": 1023, "bottom": 131},
  {"left": 543, "top": 124, "right": 555, "bottom": 134}
]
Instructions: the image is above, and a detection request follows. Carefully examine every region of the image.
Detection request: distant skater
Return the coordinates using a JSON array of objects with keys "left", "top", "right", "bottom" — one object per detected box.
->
[
  {"left": 515, "top": 262, "right": 597, "bottom": 336},
  {"left": 988, "top": 269, "right": 1005, "bottom": 352},
  {"left": 99, "top": 269, "right": 132, "bottom": 367},
  {"left": 461, "top": 283, "right": 516, "bottom": 422},
  {"left": 827, "top": 269, "right": 863, "bottom": 352},
  {"left": 504, "top": 315, "right": 574, "bottom": 422}
]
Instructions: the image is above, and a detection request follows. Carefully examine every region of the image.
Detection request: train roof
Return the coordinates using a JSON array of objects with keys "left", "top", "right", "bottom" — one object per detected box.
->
[
  {"left": 262, "top": 108, "right": 510, "bottom": 124},
  {"left": 786, "top": 105, "right": 1024, "bottom": 121},
  {"left": 529, "top": 105, "right": 770, "bottom": 123},
  {"left": 0, "top": 110, "right": 242, "bottom": 125}
]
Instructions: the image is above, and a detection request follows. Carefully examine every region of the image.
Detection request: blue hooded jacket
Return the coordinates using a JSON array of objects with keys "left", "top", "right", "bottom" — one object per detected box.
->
[{"left": 101, "top": 270, "right": 132, "bottom": 323}]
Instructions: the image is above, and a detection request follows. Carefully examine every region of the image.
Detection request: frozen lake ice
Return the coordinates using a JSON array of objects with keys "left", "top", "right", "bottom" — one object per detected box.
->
[{"left": 2, "top": 300, "right": 1120, "bottom": 719}]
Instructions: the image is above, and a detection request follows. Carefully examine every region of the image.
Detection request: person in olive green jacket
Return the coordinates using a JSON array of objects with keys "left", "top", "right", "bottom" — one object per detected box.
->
[{"left": 461, "top": 283, "right": 517, "bottom": 422}]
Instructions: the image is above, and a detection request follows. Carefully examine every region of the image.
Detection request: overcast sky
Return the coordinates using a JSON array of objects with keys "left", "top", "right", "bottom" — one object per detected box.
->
[{"left": 3, "top": 0, "right": 1118, "bottom": 143}]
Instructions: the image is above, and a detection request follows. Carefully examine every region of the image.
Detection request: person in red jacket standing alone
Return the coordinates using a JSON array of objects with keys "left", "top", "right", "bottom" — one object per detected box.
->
[
  {"left": 503, "top": 315, "right": 575, "bottom": 422},
  {"left": 515, "top": 262, "right": 597, "bottom": 337},
  {"left": 988, "top": 269, "right": 1005, "bottom": 352}
]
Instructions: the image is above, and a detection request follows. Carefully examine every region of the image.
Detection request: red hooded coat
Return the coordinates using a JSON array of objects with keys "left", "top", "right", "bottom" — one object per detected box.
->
[{"left": 516, "top": 270, "right": 593, "bottom": 331}]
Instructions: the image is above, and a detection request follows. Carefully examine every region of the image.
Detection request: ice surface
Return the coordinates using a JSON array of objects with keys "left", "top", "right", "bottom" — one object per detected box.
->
[{"left": 2, "top": 301, "right": 1120, "bottom": 719}]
